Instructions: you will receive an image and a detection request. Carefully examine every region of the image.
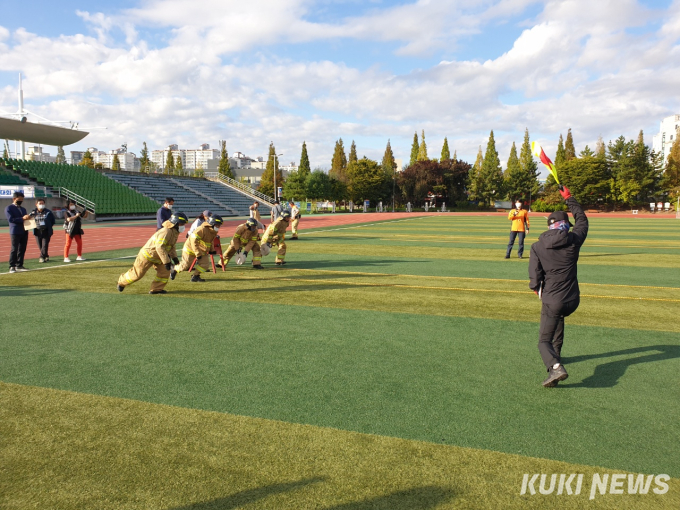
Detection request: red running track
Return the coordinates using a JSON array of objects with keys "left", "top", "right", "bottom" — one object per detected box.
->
[{"left": 0, "top": 213, "right": 427, "bottom": 263}]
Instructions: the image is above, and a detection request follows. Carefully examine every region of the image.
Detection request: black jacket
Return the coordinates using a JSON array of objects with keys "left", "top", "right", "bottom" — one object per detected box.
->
[{"left": 529, "top": 197, "right": 588, "bottom": 306}]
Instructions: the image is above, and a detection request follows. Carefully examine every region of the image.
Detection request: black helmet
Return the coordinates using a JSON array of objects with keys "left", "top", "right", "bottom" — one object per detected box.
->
[
  {"left": 207, "top": 214, "right": 224, "bottom": 227},
  {"left": 281, "top": 210, "right": 292, "bottom": 220},
  {"left": 170, "top": 212, "right": 189, "bottom": 225},
  {"left": 246, "top": 218, "right": 258, "bottom": 230}
]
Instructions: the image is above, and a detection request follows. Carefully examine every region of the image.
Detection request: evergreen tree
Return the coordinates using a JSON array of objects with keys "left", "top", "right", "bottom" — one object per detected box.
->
[
  {"left": 329, "top": 138, "right": 348, "bottom": 183},
  {"left": 440, "top": 137, "right": 450, "bottom": 161},
  {"left": 417, "top": 129, "right": 428, "bottom": 161},
  {"left": 55, "top": 146, "right": 66, "bottom": 164},
  {"left": 347, "top": 157, "right": 386, "bottom": 204},
  {"left": 409, "top": 131, "right": 419, "bottom": 167},
  {"left": 381, "top": 139, "right": 396, "bottom": 176},
  {"left": 112, "top": 154, "right": 120, "bottom": 171},
  {"left": 165, "top": 151, "right": 174, "bottom": 175},
  {"left": 218, "top": 140, "right": 234, "bottom": 179},
  {"left": 504, "top": 142, "right": 525, "bottom": 200},
  {"left": 282, "top": 170, "right": 308, "bottom": 201},
  {"left": 518, "top": 128, "right": 541, "bottom": 199},
  {"left": 139, "top": 142, "right": 150, "bottom": 173},
  {"left": 80, "top": 149, "right": 94, "bottom": 168},
  {"left": 175, "top": 153, "right": 184, "bottom": 175},
  {"left": 555, "top": 134, "right": 566, "bottom": 168},
  {"left": 299, "top": 141, "right": 311, "bottom": 179},
  {"left": 580, "top": 146, "right": 594, "bottom": 157},
  {"left": 661, "top": 132, "right": 680, "bottom": 200},
  {"left": 349, "top": 140, "right": 358, "bottom": 164},
  {"left": 2, "top": 142, "right": 8, "bottom": 159},
  {"left": 258, "top": 142, "right": 283, "bottom": 197},
  {"left": 469, "top": 146, "right": 484, "bottom": 203},
  {"left": 559, "top": 155, "right": 610, "bottom": 207},
  {"left": 565, "top": 128, "right": 576, "bottom": 161},
  {"left": 477, "top": 130, "right": 504, "bottom": 206},
  {"left": 452, "top": 149, "right": 457, "bottom": 161}
]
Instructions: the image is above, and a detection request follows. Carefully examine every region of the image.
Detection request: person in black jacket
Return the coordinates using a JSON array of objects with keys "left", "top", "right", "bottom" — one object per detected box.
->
[
  {"left": 4, "top": 191, "right": 31, "bottom": 273},
  {"left": 529, "top": 186, "right": 588, "bottom": 387},
  {"left": 32, "top": 198, "right": 56, "bottom": 262}
]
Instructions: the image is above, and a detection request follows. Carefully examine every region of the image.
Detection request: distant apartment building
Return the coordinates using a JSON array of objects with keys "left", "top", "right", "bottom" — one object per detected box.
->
[
  {"left": 69, "top": 147, "right": 137, "bottom": 171},
  {"left": 151, "top": 144, "right": 219, "bottom": 171},
  {"left": 27, "top": 146, "right": 56, "bottom": 163},
  {"left": 652, "top": 114, "right": 680, "bottom": 165}
]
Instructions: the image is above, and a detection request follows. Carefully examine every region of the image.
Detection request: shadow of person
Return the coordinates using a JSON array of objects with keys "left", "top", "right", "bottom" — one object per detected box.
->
[
  {"left": 561, "top": 345, "right": 680, "bottom": 388},
  {"left": 323, "top": 486, "right": 455, "bottom": 510},
  {"left": 168, "top": 476, "right": 325, "bottom": 509},
  {"left": 0, "top": 285, "right": 73, "bottom": 297}
]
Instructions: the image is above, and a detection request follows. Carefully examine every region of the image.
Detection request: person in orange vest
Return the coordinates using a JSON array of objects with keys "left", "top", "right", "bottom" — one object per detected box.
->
[{"left": 505, "top": 200, "right": 529, "bottom": 259}]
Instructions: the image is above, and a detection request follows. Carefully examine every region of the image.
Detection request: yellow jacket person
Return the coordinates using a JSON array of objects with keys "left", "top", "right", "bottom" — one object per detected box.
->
[
  {"left": 261, "top": 210, "right": 291, "bottom": 265},
  {"left": 223, "top": 218, "right": 263, "bottom": 269},
  {"left": 173, "top": 214, "right": 224, "bottom": 282}
]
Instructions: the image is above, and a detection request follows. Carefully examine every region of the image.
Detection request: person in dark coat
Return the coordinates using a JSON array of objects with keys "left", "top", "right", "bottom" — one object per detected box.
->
[
  {"left": 529, "top": 186, "right": 588, "bottom": 387},
  {"left": 32, "top": 198, "right": 56, "bottom": 262},
  {"left": 156, "top": 197, "right": 174, "bottom": 230},
  {"left": 4, "top": 191, "right": 31, "bottom": 273}
]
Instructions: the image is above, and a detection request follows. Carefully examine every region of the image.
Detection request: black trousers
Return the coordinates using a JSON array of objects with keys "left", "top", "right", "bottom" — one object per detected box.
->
[
  {"left": 35, "top": 230, "right": 52, "bottom": 259},
  {"left": 538, "top": 298, "right": 580, "bottom": 370},
  {"left": 9, "top": 232, "right": 28, "bottom": 268},
  {"left": 506, "top": 230, "right": 525, "bottom": 257}
]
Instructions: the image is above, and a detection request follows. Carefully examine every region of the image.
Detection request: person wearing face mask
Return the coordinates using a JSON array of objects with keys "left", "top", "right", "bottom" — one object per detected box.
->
[
  {"left": 505, "top": 200, "right": 530, "bottom": 259},
  {"left": 156, "top": 197, "right": 174, "bottom": 230},
  {"left": 171, "top": 214, "right": 223, "bottom": 282},
  {"left": 117, "top": 212, "right": 188, "bottom": 294},
  {"left": 186, "top": 210, "right": 211, "bottom": 239},
  {"left": 529, "top": 186, "right": 588, "bottom": 388},
  {"left": 63, "top": 200, "right": 89, "bottom": 263},
  {"left": 32, "top": 198, "right": 56, "bottom": 263},
  {"left": 221, "top": 218, "right": 264, "bottom": 269},
  {"left": 4, "top": 191, "right": 32, "bottom": 273}
]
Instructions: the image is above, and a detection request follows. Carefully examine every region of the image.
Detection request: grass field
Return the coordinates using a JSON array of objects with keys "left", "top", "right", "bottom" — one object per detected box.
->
[{"left": 1, "top": 214, "right": 679, "bottom": 509}]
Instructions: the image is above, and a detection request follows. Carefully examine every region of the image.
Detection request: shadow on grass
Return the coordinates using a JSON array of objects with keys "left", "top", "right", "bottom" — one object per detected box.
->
[
  {"left": 274, "top": 259, "right": 428, "bottom": 271},
  {"left": 169, "top": 476, "right": 325, "bottom": 509},
  {"left": 579, "top": 252, "right": 645, "bottom": 258},
  {"left": 0, "top": 285, "right": 73, "bottom": 297},
  {"left": 323, "top": 486, "right": 455, "bottom": 510},
  {"left": 562, "top": 345, "right": 680, "bottom": 388}
]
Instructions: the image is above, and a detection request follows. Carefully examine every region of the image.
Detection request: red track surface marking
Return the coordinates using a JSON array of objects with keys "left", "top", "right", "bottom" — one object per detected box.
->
[{"left": 0, "top": 213, "right": 426, "bottom": 263}]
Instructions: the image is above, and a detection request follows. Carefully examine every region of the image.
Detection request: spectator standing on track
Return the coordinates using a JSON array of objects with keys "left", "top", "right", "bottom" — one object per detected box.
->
[
  {"left": 505, "top": 200, "right": 530, "bottom": 259},
  {"left": 63, "top": 200, "right": 89, "bottom": 263},
  {"left": 5, "top": 191, "right": 31, "bottom": 273},
  {"left": 529, "top": 186, "right": 588, "bottom": 388},
  {"left": 32, "top": 198, "right": 55, "bottom": 263},
  {"left": 187, "top": 210, "right": 211, "bottom": 238},
  {"left": 270, "top": 200, "right": 283, "bottom": 223},
  {"left": 249, "top": 201, "right": 265, "bottom": 230},
  {"left": 156, "top": 197, "right": 174, "bottom": 230},
  {"left": 288, "top": 200, "right": 300, "bottom": 240}
]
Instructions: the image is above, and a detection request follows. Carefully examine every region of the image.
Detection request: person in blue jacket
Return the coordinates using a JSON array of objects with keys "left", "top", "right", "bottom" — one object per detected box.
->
[
  {"left": 156, "top": 197, "right": 174, "bottom": 230},
  {"left": 4, "top": 191, "right": 32, "bottom": 273},
  {"left": 31, "top": 198, "right": 56, "bottom": 262}
]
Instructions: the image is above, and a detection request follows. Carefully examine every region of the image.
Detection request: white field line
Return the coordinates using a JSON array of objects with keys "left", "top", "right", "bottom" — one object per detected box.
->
[{"left": 0, "top": 216, "right": 430, "bottom": 277}]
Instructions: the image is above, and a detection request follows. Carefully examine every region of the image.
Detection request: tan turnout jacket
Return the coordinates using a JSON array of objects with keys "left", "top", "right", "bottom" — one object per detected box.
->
[
  {"left": 142, "top": 220, "right": 179, "bottom": 264},
  {"left": 184, "top": 222, "right": 218, "bottom": 257}
]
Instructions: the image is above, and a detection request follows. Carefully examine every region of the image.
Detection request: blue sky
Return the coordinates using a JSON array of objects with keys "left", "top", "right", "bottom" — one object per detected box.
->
[{"left": 1, "top": 0, "right": 679, "bottom": 172}]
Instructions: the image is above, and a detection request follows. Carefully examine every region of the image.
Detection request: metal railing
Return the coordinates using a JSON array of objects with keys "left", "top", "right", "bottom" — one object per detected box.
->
[
  {"left": 208, "top": 173, "right": 275, "bottom": 205},
  {"left": 56, "top": 187, "right": 96, "bottom": 213}
]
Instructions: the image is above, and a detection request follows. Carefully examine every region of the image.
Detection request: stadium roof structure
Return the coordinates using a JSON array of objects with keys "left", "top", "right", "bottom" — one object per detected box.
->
[{"left": 0, "top": 116, "right": 89, "bottom": 146}]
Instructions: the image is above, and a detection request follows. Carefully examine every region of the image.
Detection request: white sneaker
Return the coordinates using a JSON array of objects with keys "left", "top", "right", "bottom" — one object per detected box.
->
[
  {"left": 64, "top": 258, "right": 71, "bottom": 263},
  {"left": 77, "top": 256, "right": 86, "bottom": 261}
]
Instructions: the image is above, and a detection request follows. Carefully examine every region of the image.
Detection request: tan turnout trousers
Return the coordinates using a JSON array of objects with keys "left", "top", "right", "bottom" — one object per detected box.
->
[
  {"left": 261, "top": 218, "right": 289, "bottom": 263},
  {"left": 118, "top": 221, "right": 178, "bottom": 292},
  {"left": 223, "top": 224, "right": 262, "bottom": 266},
  {"left": 175, "top": 223, "right": 218, "bottom": 276}
]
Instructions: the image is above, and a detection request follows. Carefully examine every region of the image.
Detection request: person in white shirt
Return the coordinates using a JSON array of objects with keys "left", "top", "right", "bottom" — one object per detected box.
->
[
  {"left": 187, "top": 210, "right": 211, "bottom": 238},
  {"left": 249, "top": 201, "right": 265, "bottom": 231},
  {"left": 288, "top": 200, "right": 300, "bottom": 240}
]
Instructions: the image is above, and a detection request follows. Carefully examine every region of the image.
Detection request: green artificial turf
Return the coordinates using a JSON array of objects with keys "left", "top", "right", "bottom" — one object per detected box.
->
[{"left": 1, "top": 214, "right": 678, "bottom": 508}]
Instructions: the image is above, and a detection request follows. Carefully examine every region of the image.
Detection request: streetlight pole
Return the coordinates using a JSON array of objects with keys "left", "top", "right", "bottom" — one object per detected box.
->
[{"left": 273, "top": 152, "right": 283, "bottom": 201}]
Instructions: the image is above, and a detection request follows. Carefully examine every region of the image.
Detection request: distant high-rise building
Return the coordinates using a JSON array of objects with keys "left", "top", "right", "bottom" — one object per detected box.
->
[{"left": 652, "top": 114, "right": 680, "bottom": 165}]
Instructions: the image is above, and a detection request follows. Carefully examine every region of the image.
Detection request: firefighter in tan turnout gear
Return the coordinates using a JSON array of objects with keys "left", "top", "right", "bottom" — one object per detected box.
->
[
  {"left": 222, "top": 218, "right": 264, "bottom": 269},
  {"left": 171, "top": 214, "right": 224, "bottom": 282},
  {"left": 117, "top": 212, "right": 188, "bottom": 294},
  {"left": 261, "top": 210, "right": 291, "bottom": 265}
]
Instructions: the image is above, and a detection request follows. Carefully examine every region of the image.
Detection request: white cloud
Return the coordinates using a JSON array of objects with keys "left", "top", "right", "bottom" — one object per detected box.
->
[{"left": 0, "top": 0, "right": 679, "bottom": 172}]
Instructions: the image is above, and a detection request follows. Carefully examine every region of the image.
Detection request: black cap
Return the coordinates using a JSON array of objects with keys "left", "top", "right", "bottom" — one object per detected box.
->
[{"left": 547, "top": 211, "right": 573, "bottom": 227}]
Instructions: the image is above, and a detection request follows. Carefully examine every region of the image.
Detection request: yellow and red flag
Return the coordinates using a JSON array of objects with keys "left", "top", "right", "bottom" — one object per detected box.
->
[{"left": 531, "top": 141, "right": 560, "bottom": 185}]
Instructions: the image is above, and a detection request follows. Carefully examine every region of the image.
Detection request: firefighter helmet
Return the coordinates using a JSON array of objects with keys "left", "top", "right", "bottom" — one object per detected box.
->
[
  {"left": 169, "top": 212, "right": 189, "bottom": 225},
  {"left": 207, "top": 214, "right": 224, "bottom": 227}
]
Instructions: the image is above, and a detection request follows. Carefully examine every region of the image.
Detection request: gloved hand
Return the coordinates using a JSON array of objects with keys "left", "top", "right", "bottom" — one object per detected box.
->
[
  {"left": 266, "top": 242, "right": 272, "bottom": 248},
  {"left": 165, "top": 263, "right": 172, "bottom": 270},
  {"left": 243, "top": 251, "right": 248, "bottom": 257},
  {"left": 209, "top": 250, "right": 217, "bottom": 255},
  {"left": 236, "top": 248, "right": 242, "bottom": 254},
  {"left": 172, "top": 257, "right": 180, "bottom": 265},
  {"left": 559, "top": 185, "right": 572, "bottom": 200}
]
